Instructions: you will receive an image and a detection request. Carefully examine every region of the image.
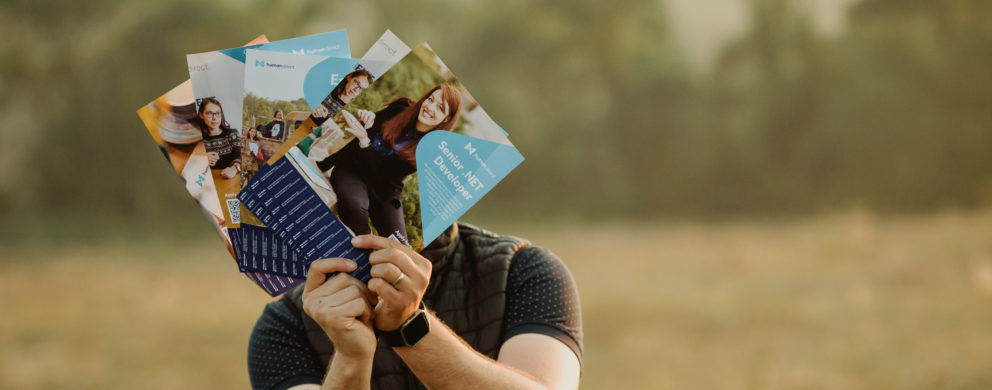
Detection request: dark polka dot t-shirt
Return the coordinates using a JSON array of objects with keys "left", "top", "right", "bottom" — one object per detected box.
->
[
  {"left": 501, "top": 247, "right": 583, "bottom": 364},
  {"left": 247, "top": 246, "right": 583, "bottom": 389}
]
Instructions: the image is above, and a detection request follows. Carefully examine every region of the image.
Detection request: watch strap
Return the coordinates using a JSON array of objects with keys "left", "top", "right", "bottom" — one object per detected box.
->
[
  {"left": 376, "top": 322, "right": 407, "bottom": 347},
  {"left": 375, "top": 302, "right": 428, "bottom": 347}
]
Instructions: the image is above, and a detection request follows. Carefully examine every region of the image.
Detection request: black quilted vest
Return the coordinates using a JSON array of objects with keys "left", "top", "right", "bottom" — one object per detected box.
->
[{"left": 281, "top": 223, "right": 531, "bottom": 389}]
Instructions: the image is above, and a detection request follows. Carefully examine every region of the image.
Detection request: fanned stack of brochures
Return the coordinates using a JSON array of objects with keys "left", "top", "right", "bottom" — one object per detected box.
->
[{"left": 137, "top": 30, "right": 524, "bottom": 295}]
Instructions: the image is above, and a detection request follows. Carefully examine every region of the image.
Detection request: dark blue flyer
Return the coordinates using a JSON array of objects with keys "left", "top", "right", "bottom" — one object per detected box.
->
[{"left": 239, "top": 157, "right": 372, "bottom": 282}]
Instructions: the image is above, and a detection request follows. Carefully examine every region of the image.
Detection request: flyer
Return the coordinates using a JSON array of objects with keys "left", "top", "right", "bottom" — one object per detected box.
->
[
  {"left": 186, "top": 29, "right": 350, "bottom": 232},
  {"left": 267, "top": 30, "right": 411, "bottom": 164},
  {"left": 220, "top": 31, "right": 407, "bottom": 292},
  {"left": 138, "top": 80, "right": 228, "bottom": 243},
  {"left": 240, "top": 42, "right": 524, "bottom": 271},
  {"left": 238, "top": 223, "right": 305, "bottom": 278},
  {"left": 233, "top": 32, "right": 409, "bottom": 281},
  {"left": 140, "top": 31, "right": 521, "bottom": 295},
  {"left": 136, "top": 35, "right": 311, "bottom": 294},
  {"left": 240, "top": 157, "right": 373, "bottom": 282},
  {"left": 235, "top": 50, "right": 360, "bottom": 274},
  {"left": 240, "top": 50, "right": 359, "bottom": 189}
]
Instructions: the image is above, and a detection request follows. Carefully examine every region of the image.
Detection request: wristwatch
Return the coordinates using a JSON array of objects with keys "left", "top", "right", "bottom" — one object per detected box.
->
[{"left": 375, "top": 302, "right": 430, "bottom": 347}]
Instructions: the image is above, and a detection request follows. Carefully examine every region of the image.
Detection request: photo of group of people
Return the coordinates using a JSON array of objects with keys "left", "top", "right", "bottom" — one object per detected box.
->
[{"left": 239, "top": 97, "right": 310, "bottom": 187}]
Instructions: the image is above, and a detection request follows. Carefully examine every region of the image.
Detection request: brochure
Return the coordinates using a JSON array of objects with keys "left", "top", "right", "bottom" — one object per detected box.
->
[
  {"left": 232, "top": 32, "right": 410, "bottom": 282},
  {"left": 240, "top": 50, "right": 359, "bottom": 190},
  {"left": 141, "top": 31, "right": 523, "bottom": 295},
  {"left": 267, "top": 30, "right": 411, "bottom": 164},
  {"left": 137, "top": 35, "right": 311, "bottom": 295},
  {"left": 228, "top": 220, "right": 303, "bottom": 294},
  {"left": 138, "top": 80, "right": 227, "bottom": 240},
  {"left": 235, "top": 50, "right": 360, "bottom": 275},
  {"left": 240, "top": 156, "right": 373, "bottom": 282},
  {"left": 239, "top": 43, "right": 523, "bottom": 285},
  {"left": 186, "top": 29, "right": 350, "bottom": 232},
  {"left": 238, "top": 223, "right": 305, "bottom": 278}
]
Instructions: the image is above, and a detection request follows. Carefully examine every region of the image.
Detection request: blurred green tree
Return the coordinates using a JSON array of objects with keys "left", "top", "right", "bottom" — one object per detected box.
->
[{"left": 1, "top": 0, "right": 991, "bottom": 228}]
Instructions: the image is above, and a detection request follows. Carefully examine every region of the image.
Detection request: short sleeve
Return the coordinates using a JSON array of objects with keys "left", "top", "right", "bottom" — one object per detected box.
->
[
  {"left": 248, "top": 300, "right": 324, "bottom": 390},
  {"left": 502, "top": 246, "right": 584, "bottom": 367}
]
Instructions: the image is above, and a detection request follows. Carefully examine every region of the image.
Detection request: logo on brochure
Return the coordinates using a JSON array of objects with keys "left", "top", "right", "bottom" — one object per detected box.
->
[
  {"left": 291, "top": 45, "right": 341, "bottom": 55},
  {"left": 377, "top": 38, "right": 398, "bottom": 56},
  {"left": 254, "top": 59, "right": 296, "bottom": 70}
]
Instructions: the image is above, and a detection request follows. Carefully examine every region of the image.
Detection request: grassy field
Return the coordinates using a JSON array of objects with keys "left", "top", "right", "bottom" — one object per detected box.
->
[{"left": 3, "top": 210, "right": 992, "bottom": 389}]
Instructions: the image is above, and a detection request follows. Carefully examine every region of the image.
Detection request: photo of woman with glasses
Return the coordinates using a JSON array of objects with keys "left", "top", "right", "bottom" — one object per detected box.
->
[{"left": 197, "top": 97, "right": 241, "bottom": 179}]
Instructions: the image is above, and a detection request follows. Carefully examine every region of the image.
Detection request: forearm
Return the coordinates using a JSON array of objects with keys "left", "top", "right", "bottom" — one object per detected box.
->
[
  {"left": 394, "top": 313, "right": 548, "bottom": 390},
  {"left": 321, "top": 352, "right": 372, "bottom": 390}
]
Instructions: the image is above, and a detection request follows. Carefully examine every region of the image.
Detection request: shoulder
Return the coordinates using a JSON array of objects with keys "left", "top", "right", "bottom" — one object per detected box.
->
[
  {"left": 506, "top": 246, "right": 578, "bottom": 310},
  {"left": 250, "top": 298, "right": 305, "bottom": 343},
  {"left": 248, "top": 294, "right": 324, "bottom": 389},
  {"left": 377, "top": 97, "right": 415, "bottom": 117},
  {"left": 251, "top": 286, "right": 307, "bottom": 346},
  {"left": 457, "top": 223, "right": 531, "bottom": 262},
  {"left": 388, "top": 97, "right": 415, "bottom": 109},
  {"left": 502, "top": 245, "right": 584, "bottom": 366},
  {"left": 453, "top": 224, "right": 579, "bottom": 310},
  {"left": 509, "top": 246, "right": 569, "bottom": 281}
]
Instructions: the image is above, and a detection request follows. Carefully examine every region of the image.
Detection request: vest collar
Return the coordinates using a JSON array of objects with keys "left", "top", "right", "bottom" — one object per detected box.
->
[
  {"left": 420, "top": 223, "right": 459, "bottom": 272},
  {"left": 420, "top": 223, "right": 459, "bottom": 300}
]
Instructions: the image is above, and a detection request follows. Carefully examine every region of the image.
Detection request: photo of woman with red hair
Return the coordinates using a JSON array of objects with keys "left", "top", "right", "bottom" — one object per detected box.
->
[{"left": 315, "top": 83, "right": 462, "bottom": 243}]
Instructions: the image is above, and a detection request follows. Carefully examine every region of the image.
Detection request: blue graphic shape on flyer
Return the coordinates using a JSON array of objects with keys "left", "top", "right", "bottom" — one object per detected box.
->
[
  {"left": 417, "top": 131, "right": 524, "bottom": 244},
  {"left": 302, "top": 57, "right": 361, "bottom": 109}
]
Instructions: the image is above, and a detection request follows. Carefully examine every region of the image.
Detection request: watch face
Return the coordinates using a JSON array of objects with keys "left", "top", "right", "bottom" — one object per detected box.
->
[{"left": 401, "top": 311, "right": 430, "bottom": 346}]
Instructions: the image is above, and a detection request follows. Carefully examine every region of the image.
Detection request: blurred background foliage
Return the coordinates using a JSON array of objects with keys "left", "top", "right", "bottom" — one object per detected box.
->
[
  {"left": 1, "top": 0, "right": 990, "bottom": 230},
  {"left": 3, "top": 1, "right": 992, "bottom": 388}
]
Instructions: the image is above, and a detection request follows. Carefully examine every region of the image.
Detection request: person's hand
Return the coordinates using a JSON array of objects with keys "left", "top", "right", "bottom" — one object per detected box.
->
[
  {"left": 207, "top": 151, "right": 219, "bottom": 167},
  {"left": 352, "top": 235, "right": 432, "bottom": 332},
  {"left": 302, "top": 258, "right": 378, "bottom": 359},
  {"left": 312, "top": 104, "right": 330, "bottom": 119},
  {"left": 341, "top": 110, "right": 371, "bottom": 148},
  {"left": 356, "top": 109, "right": 375, "bottom": 129},
  {"left": 220, "top": 166, "right": 237, "bottom": 179}
]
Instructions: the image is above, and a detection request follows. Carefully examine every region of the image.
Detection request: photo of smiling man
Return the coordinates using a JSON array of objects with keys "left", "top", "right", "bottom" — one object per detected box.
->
[{"left": 310, "top": 68, "right": 374, "bottom": 121}]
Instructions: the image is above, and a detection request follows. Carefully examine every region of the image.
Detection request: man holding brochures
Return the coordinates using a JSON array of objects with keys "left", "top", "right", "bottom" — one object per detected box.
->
[{"left": 247, "top": 224, "right": 583, "bottom": 389}]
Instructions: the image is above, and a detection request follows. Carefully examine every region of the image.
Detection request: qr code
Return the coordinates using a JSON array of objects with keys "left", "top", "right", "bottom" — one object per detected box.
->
[{"left": 227, "top": 199, "right": 241, "bottom": 224}]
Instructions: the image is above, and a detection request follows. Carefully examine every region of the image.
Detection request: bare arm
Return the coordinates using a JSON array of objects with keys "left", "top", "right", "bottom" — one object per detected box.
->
[
  {"left": 286, "top": 347, "right": 384, "bottom": 390},
  {"left": 392, "top": 314, "right": 580, "bottom": 390},
  {"left": 319, "top": 354, "right": 372, "bottom": 390}
]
